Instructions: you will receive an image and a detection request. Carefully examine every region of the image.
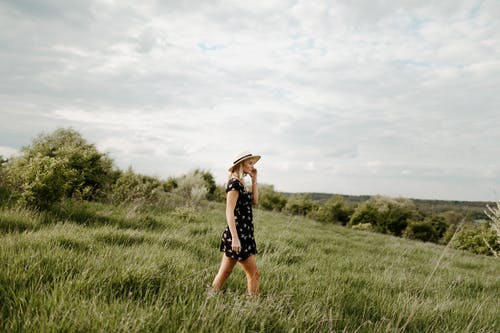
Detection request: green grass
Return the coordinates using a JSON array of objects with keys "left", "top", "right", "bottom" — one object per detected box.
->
[{"left": 1, "top": 201, "right": 499, "bottom": 332}]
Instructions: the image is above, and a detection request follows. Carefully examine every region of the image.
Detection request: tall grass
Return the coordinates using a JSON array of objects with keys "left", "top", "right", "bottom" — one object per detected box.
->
[
  {"left": 485, "top": 202, "right": 500, "bottom": 257},
  {"left": 0, "top": 201, "right": 499, "bottom": 332}
]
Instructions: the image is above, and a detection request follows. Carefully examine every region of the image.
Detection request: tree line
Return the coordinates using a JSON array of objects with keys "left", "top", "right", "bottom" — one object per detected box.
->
[{"left": 0, "top": 128, "right": 498, "bottom": 256}]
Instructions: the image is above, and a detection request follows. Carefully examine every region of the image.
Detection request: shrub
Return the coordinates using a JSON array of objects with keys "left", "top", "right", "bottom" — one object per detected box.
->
[
  {"left": 451, "top": 224, "right": 500, "bottom": 256},
  {"left": 441, "top": 223, "right": 457, "bottom": 245},
  {"left": 110, "top": 168, "right": 164, "bottom": 205},
  {"left": 162, "top": 177, "right": 178, "bottom": 192},
  {"left": 212, "top": 184, "right": 227, "bottom": 203},
  {"left": 404, "top": 221, "right": 432, "bottom": 242},
  {"left": 193, "top": 169, "right": 217, "bottom": 201},
  {"left": 5, "top": 128, "right": 115, "bottom": 208},
  {"left": 439, "top": 210, "right": 465, "bottom": 226},
  {"left": 6, "top": 154, "right": 76, "bottom": 209},
  {"left": 427, "top": 215, "right": 449, "bottom": 240},
  {"left": 403, "top": 217, "right": 446, "bottom": 243},
  {"left": 284, "top": 194, "right": 316, "bottom": 216},
  {"left": 348, "top": 201, "right": 380, "bottom": 227},
  {"left": 259, "top": 184, "right": 287, "bottom": 211},
  {"left": 109, "top": 169, "right": 211, "bottom": 210},
  {"left": 311, "top": 195, "right": 352, "bottom": 225},
  {"left": 172, "top": 170, "right": 208, "bottom": 206},
  {"left": 349, "top": 195, "right": 418, "bottom": 236}
]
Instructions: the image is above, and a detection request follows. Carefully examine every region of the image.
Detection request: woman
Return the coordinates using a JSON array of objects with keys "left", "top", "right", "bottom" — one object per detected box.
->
[{"left": 211, "top": 152, "right": 261, "bottom": 296}]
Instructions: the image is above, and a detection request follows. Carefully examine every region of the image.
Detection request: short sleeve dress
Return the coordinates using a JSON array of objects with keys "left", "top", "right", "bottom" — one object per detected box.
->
[{"left": 219, "top": 178, "right": 257, "bottom": 261}]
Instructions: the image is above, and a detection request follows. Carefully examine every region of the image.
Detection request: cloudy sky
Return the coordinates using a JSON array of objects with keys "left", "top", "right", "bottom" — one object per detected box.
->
[{"left": 1, "top": 0, "right": 499, "bottom": 201}]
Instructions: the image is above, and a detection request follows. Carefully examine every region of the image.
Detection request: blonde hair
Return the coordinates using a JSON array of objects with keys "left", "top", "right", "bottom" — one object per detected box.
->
[{"left": 228, "top": 163, "right": 246, "bottom": 188}]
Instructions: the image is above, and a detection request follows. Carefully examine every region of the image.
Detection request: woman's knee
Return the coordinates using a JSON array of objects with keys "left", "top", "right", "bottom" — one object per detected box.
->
[
  {"left": 219, "top": 267, "right": 234, "bottom": 278},
  {"left": 245, "top": 267, "right": 259, "bottom": 280}
]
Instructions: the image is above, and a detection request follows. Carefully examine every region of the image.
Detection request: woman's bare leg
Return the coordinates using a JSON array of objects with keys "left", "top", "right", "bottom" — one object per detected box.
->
[
  {"left": 212, "top": 254, "right": 237, "bottom": 292},
  {"left": 239, "top": 255, "right": 259, "bottom": 296}
]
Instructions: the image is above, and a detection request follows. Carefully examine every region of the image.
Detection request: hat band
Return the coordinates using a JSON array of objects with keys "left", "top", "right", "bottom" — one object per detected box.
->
[{"left": 233, "top": 154, "right": 253, "bottom": 165}]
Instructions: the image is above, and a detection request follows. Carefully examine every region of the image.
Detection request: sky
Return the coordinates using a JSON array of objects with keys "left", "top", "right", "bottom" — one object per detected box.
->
[{"left": 1, "top": 0, "right": 499, "bottom": 202}]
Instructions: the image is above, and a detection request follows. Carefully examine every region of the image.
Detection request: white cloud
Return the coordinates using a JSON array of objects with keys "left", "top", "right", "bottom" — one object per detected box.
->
[
  {"left": 0, "top": 146, "right": 20, "bottom": 158},
  {"left": 0, "top": 0, "right": 499, "bottom": 200}
]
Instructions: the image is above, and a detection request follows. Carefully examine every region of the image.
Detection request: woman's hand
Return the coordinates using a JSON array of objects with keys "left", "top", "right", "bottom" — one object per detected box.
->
[
  {"left": 231, "top": 237, "right": 242, "bottom": 253},
  {"left": 249, "top": 167, "right": 258, "bottom": 181}
]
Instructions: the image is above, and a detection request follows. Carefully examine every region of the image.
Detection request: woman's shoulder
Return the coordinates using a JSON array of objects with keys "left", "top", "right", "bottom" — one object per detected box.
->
[{"left": 226, "top": 178, "right": 244, "bottom": 193}]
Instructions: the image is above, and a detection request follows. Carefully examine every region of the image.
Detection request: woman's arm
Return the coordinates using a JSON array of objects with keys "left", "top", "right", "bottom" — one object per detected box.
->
[{"left": 226, "top": 189, "right": 241, "bottom": 253}]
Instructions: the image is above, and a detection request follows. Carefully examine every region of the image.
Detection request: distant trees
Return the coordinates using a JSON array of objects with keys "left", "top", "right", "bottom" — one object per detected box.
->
[
  {"left": 310, "top": 195, "right": 352, "bottom": 225},
  {"left": 256, "top": 189, "right": 500, "bottom": 256},
  {"left": 258, "top": 184, "right": 287, "bottom": 211},
  {"left": 349, "top": 195, "right": 419, "bottom": 236},
  {"left": 284, "top": 194, "right": 316, "bottom": 216}
]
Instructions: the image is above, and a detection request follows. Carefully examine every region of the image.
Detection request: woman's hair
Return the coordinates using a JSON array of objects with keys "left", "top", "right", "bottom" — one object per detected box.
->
[{"left": 228, "top": 163, "right": 246, "bottom": 187}]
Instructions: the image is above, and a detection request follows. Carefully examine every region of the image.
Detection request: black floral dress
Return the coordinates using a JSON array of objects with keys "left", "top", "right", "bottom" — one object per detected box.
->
[{"left": 219, "top": 178, "right": 257, "bottom": 261}]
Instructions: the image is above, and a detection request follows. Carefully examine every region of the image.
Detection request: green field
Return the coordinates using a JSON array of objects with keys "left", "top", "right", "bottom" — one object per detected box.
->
[{"left": 1, "top": 201, "right": 499, "bottom": 332}]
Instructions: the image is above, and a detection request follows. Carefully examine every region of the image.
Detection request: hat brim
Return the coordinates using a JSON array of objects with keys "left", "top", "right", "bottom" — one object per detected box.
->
[{"left": 228, "top": 155, "right": 261, "bottom": 172}]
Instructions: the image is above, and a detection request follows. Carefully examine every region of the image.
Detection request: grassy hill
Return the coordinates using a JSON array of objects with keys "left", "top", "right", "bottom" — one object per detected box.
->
[{"left": 1, "top": 201, "right": 499, "bottom": 332}]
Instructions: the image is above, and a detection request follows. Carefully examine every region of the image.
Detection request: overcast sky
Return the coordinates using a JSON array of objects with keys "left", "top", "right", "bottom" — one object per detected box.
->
[{"left": 1, "top": 0, "right": 499, "bottom": 201}]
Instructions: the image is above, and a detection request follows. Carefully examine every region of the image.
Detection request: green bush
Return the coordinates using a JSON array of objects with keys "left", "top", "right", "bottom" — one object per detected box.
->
[
  {"left": 193, "top": 169, "right": 217, "bottom": 201},
  {"left": 439, "top": 210, "right": 465, "bottom": 226},
  {"left": 441, "top": 223, "right": 457, "bottom": 245},
  {"left": 110, "top": 168, "right": 164, "bottom": 205},
  {"left": 349, "top": 195, "right": 418, "bottom": 236},
  {"left": 403, "top": 220, "right": 437, "bottom": 243},
  {"left": 284, "top": 194, "right": 316, "bottom": 216},
  {"left": 171, "top": 170, "right": 208, "bottom": 206},
  {"left": 404, "top": 215, "right": 449, "bottom": 243},
  {"left": 438, "top": 212, "right": 467, "bottom": 245},
  {"left": 110, "top": 169, "right": 213, "bottom": 210},
  {"left": 427, "top": 215, "right": 449, "bottom": 239},
  {"left": 212, "top": 184, "right": 227, "bottom": 203},
  {"left": 162, "top": 177, "right": 178, "bottom": 192},
  {"left": 311, "top": 195, "right": 352, "bottom": 225},
  {"left": 348, "top": 201, "right": 380, "bottom": 227},
  {"left": 259, "top": 184, "right": 287, "bottom": 211},
  {"left": 451, "top": 224, "right": 500, "bottom": 256},
  {"left": 6, "top": 154, "right": 76, "bottom": 209},
  {"left": 5, "top": 128, "right": 115, "bottom": 209},
  {"left": 403, "top": 216, "right": 447, "bottom": 243}
]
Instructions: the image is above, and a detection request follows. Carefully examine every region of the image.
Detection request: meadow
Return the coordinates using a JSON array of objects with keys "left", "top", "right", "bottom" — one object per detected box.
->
[{"left": 1, "top": 200, "right": 499, "bottom": 332}]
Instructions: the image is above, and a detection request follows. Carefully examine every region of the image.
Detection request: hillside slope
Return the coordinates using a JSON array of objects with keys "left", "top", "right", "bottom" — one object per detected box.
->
[{"left": 1, "top": 201, "right": 499, "bottom": 332}]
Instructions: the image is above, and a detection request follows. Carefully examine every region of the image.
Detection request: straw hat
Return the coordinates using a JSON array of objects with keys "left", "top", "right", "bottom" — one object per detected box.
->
[{"left": 228, "top": 151, "right": 261, "bottom": 172}]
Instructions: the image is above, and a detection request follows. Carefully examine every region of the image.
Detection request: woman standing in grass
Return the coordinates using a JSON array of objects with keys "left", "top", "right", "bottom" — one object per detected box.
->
[{"left": 211, "top": 152, "right": 261, "bottom": 296}]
